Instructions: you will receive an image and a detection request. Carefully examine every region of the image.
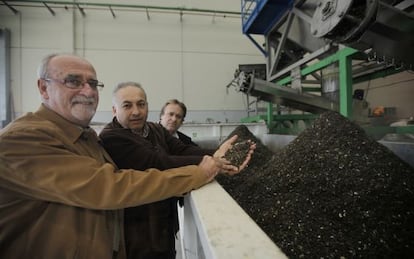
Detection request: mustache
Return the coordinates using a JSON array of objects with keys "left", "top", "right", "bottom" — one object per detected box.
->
[{"left": 71, "top": 95, "right": 97, "bottom": 105}]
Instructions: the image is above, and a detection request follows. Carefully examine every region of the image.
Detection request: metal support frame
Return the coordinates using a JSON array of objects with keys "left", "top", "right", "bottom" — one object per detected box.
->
[
  {"left": 338, "top": 48, "right": 353, "bottom": 117},
  {"left": 0, "top": 28, "right": 11, "bottom": 128},
  {"left": 274, "top": 47, "right": 358, "bottom": 117},
  {"left": 263, "top": 47, "right": 358, "bottom": 133},
  {"left": 1, "top": 0, "right": 18, "bottom": 14},
  {"left": 268, "top": 11, "right": 295, "bottom": 79},
  {"left": 242, "top": 45, "right": 409, "bottom": 135}
]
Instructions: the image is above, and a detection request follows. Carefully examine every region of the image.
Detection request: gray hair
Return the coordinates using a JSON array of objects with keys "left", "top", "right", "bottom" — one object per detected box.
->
[
  {"left": 37, "top": 53, "right": 59, "bottom": 78},
  {"left": 37, "top": 53, "right": 91, "bottom": 79},
  {"left": 112, "top": 81, "right": 147, "bottom": 103}
]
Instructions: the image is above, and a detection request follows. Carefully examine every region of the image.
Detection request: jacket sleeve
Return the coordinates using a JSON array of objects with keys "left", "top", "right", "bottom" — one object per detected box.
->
[
  {"left": 101, "top": 130, "right": 212, "bottom": 171},
  {"left": 164, "top": 130, "right": 215, "bottom": 156},
  {"left": 0, "top": 127, "right": 208, "bottom": 210}
]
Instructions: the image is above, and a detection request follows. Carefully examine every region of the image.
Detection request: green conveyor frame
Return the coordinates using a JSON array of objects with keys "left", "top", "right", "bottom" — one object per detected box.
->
[{"left": 240, "top": 47, "right": 412, "bottom": 136}]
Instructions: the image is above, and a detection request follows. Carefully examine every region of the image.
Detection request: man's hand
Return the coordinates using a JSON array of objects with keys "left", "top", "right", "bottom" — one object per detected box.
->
[
  {"left": 232, "top": 142, "right": 255, "bottom": 173},
  {"left": 213, "top": 135, "right": 238, "bottom": 159},
  {"left": 197, "top": 137, "right": 256, "bottom": 182},
  {"left": 213, "top": 135, "right": 256, "bottom": 175},
  {"left": 220, "top": 141, "right": 256, "bottom": 175}
]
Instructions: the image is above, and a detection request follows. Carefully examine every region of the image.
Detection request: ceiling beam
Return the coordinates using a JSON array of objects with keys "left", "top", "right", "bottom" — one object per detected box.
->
[{"left": 1, "top": 0, "right": 241, "bottom": 17}]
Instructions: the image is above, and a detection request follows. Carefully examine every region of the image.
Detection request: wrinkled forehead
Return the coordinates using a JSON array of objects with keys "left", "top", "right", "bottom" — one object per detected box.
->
[
  {"left": 116, "top": 85, "right": 147, "bottom": 103},
  {"left": 48, "top": 55, "right": 97, "bottom": 78},
  {"left": 166, "top": 103, "right": 183, "bottom": 115}
]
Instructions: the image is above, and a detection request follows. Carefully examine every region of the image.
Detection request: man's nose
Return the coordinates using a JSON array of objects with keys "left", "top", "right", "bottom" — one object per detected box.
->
[
  {"left": 132, "top": 105, "right": 141, "bottom": 115},
  {"left": 79, "top": 83, "right": 97, "bottom": 96}
]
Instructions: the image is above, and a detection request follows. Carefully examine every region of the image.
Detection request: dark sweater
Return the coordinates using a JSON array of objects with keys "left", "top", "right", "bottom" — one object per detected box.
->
[
  {"left": 99, "top": 117, "right": 214, "bottom": 259},
  {"left": 177, "top": 131, "right": 199, "bottom": 146}
]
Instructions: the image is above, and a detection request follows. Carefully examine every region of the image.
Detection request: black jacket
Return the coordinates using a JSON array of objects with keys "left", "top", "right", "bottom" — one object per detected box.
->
[
  {"left": 177, "top": 131, "right": 198, "bottom": 146},
  {"left": 99, "top": 117, "right": 214, "bottom": 259}
]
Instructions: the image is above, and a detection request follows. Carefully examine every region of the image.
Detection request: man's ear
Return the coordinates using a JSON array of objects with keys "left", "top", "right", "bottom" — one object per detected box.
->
[
  {"left": 38, "top": 79, "right": 49, "bottom": 100},
  {"left": 112, "top": 106, "right": 116, "bottom": 116}
]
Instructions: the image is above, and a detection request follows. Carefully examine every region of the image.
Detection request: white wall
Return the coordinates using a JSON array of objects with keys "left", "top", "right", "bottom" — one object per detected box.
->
[
  {"left": 1, "top": 1, "right": 413, "bottom": 125},
  {"left": 0, "top": 0, "right": 264, "bottom": 123}
]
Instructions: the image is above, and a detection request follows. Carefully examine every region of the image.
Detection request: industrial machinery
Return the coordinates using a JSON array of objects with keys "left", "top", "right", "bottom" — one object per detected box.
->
[{"left": 232, "top": 0, "right": 414, "bottom": 135}]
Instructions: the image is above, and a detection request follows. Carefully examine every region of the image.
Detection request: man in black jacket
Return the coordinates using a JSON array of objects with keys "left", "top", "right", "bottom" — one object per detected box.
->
[
  {"left": 159, "top": 99, "right": 198, "bottom": 146},
  {"left": 99, "top": 81, "right": 255, "bottom": 259}
]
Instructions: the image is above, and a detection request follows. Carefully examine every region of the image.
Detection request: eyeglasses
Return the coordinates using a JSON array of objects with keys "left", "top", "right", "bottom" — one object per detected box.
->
[{"left": 42, "top": 77, "right": 104, "bottom": 91}]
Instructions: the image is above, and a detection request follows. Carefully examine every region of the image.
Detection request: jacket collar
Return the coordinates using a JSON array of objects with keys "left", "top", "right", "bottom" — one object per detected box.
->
[
  {"left": 35, "top": 104, "right": 87, "bottom": 143},
  {"left": 109, "top": 117, "right": 150, "bottom": 137},
  {"left": 111, "top": 116, "right": 123, "bottom": 129}
]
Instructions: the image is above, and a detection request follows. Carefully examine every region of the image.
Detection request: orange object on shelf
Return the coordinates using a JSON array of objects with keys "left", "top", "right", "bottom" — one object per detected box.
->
[{"left": 372, "top": 106, "right": 385, "bottom": 116}]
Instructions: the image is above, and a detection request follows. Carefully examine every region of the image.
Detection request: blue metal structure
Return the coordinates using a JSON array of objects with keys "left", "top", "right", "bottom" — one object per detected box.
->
[{"left": 241, "top": 0, "right": 294, "bottom": 35}]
